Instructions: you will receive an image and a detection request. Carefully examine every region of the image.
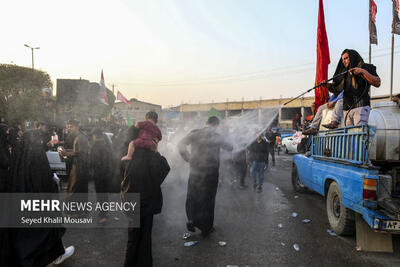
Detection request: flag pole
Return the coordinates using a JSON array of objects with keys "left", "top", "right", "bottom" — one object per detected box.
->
[
  {"left": 391, "top": 33, "right": 395, "bottom": 100},
  {"left": 369, "top": 1, "right": 372, "bottom": 64},
  {"left": 369, "top": 43, "right": 371, "bottom": 64}
]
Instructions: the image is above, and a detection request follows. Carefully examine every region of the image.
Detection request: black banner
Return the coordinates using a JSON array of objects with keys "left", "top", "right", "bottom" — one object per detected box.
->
[
  {"left": 369, "top": 0, "right": 377, "bottom": 44},
  {"left": 393, "top": 0, "right": 400, "bottom": 35}
]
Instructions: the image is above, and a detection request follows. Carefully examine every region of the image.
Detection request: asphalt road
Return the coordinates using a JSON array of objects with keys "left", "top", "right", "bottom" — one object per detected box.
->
[{"left": 61, "top": 153, "right": 400, "bottom": 267}]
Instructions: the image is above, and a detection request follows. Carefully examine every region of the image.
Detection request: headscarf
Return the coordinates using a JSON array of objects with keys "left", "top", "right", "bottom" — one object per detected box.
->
[
  {"left": 0, "top": 123, "right": 10, "bottom": 191},
  {"left": 0, "top": 123, "right": 8, "bottom": 148},
  {"left": 333, "top": 49, "right": 378, "bottom": 110},
  {"left": 0, "top": 123, "right": 8, "bottom": 143},
  {"left": 6, "top": 127, "right": 18, "bottom": 151},
  {"left": 0, "top": 123, "right": 9, "bottom": 169},
  {"left": 330, "top": 49, "right": 365, "bottom": 96}
]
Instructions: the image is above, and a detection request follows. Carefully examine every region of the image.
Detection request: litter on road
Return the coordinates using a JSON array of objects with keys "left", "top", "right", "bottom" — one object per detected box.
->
[
  {"left": 218, "top": 241, "right": 227, "bottom": 247},
  {"left": 278, "top": 223, "right": 283, "bottom": 228},
  {"left": 293, "top": 244, "right": 300, "bottom": 251},
  {"left": 184, "top": 241, "right": 199, "bottom": 247},
  {"left": 292, "top": 212, "right": 298, "bottom": 218},
  {"left": 182, "top": 233, "right": 191, "bottom": 240},
  {"left": 302, "top": 219, "right": 311, "bottom": 224},
  {"left": 294, "top": 195, "right": 299, "bottom": 199},
  {"left": 275, "top": 187, "right": 279, "bottom": 191},
  {"left": 326, "top": 229, "right": 337, "bottom": 236}
]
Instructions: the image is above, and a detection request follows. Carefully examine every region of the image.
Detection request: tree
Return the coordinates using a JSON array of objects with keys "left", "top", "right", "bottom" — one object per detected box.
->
[
  {"left": 55, "top": 80, "right": 115, "bottom": 127},
  {"left": 0, "top": 64, "right": 52, "bottom": 125}
]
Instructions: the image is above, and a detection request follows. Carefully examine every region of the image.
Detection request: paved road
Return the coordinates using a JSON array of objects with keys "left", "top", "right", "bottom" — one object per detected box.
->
[{"left": 62, "top": 153, "right": 400, "bottom": 267}]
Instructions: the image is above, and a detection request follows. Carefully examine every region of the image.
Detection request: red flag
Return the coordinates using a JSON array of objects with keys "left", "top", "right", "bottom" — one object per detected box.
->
[
  {"left": 314, "top": 0, "right": 330, "bottom": 112},
  {"left": 99, "top": 70, "right": 109, "bottom": 105},
  {"left": 371, "top": 0, "right": 377, "bottom": 23},
  {"left": 117, "top": 91, "right": 131, "bottom": 106}
]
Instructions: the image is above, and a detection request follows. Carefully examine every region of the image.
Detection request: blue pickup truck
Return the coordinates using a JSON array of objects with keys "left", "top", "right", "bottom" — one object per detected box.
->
[{"left": 292, "top": 124, "right": 400, "bottom": 235}]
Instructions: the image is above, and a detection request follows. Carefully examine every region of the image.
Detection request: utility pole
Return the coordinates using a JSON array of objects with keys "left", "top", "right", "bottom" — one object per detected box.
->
[{"left": 24, "top": 44, "right": 40, "bottom": 69}]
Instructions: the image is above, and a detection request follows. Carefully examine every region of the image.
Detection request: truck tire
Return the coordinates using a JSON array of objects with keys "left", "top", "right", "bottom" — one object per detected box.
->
[
  {"left": 291, "top": 164, "right": 307, "bottom": 193},
  {"left": 326, "top": 182, "right": 355, "bottom": 236}
]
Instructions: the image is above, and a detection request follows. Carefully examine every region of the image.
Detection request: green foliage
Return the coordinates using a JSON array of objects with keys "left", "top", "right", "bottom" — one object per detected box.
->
[
  {"left": 208, "top": 107, "right": 221, "bottom": 118},
  {"left": 0, "top": 64, "right": 52, "bottom": 125}
]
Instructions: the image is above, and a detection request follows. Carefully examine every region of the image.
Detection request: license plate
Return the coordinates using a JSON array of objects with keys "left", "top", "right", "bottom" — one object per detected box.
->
[
  {"left": 56, "top": 171, "right": 66, "bottom": 176},
  {"left": 383, "top": 220, "right": 400, "bottom": 230}
]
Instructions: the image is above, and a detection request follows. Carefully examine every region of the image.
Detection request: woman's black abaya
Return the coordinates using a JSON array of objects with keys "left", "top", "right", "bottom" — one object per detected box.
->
[{"left": 6, "top": 130, "right": 65, "bottom": 267}]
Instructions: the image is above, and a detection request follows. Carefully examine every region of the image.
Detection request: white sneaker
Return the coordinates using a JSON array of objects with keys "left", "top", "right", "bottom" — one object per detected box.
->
[{"left": 54, "top": 246, "right": 75, "bottom": 265}]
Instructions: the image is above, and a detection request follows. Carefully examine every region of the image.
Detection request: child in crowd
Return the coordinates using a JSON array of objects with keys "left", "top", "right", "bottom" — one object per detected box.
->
[{"left": 121, "top": 111, "right": 162, "bottom": 161}]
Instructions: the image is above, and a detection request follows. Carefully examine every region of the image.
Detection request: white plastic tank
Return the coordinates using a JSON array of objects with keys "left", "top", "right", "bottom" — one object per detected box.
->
[{"left": 368, "top": 101, "right": 400, "bottom": 161}]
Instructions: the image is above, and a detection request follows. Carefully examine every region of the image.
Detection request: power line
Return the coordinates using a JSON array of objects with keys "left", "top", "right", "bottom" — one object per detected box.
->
[{"left": 116, "top": 46, "right": 399, "bottom": 87}]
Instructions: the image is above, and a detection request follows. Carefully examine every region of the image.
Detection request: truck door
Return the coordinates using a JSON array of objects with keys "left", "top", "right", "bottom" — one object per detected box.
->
[{"left": 295, "top": 155, "right": 313, "bottom": 189}]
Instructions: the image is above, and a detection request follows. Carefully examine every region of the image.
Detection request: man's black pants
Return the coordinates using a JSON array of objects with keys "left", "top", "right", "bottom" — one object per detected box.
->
[
  {"left": 124, "top": 214, "right": 154, "bottom": 267},
  {"left": 233, "top": 162, "right": 247, "bottom": 186},
  {"left": 266, "top": 146, "right": 275, "bottom": 166},
  {"left": 93, "top": 175, "right": 109, "bottom": 219}
]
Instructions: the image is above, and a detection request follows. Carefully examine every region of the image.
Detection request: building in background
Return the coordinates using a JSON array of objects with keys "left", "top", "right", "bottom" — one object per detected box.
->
[
  {"left": 162, "top": 106, "right": 181, "bottom": 127},
  {"left": 179, "top": 97, "right": 313, "bottom": 129},
  {"left": 177, "top": 95, "right": 393, "bottom": 129},
  {"left": 56, "top": 78, "right": 115, "bottom": 127},
  {"left": 113, "top": 98, "right": 162, "bottom": 126}
]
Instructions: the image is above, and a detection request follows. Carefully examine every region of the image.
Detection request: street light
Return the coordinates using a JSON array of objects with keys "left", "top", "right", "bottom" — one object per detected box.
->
[{"left": 24, "top": 44, "right": 40, "bottom": 69}]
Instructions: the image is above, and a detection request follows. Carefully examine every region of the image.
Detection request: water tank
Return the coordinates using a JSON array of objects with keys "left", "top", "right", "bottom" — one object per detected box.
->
[{"left": 368, "top": 101, "right": 400, "bottom": 161}]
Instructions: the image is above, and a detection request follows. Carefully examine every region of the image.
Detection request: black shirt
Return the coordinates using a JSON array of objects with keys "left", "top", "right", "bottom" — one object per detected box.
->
[
  {"left": 178, "top": 127, "right": 233, "bottom": 170},
  {"left": 342, "top": 64, "right": 378, "bottom": 111},
  {"left": 90, "top": 140, "right": 113, "bottom": 180},
  {"left": 265, "top": 131, "right": 276, "bottom": 147},
  {"left": 247, "top": 139, "right": 268, "bottom": 162}
]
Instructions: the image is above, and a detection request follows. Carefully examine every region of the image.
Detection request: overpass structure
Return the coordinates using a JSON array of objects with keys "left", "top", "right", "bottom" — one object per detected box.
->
[
  {"left": 177, "top": 94, "right": 393, "bottom": 128},
  {"left": 179, "top": 97, "right": 314, "bottom": 128}
]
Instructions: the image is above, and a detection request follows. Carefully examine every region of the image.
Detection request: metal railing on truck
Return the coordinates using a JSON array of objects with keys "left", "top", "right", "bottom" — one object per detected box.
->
[{"left": 311, "top": 125, "right": 376, "bottom": 165}]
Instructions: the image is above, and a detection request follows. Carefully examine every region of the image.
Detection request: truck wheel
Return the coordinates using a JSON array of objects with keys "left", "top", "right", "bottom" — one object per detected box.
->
[
  {"left": 284, "top": 145, "right": 289, "bottom": 154},
  {"left": 326, "top": 182, "right": 355, "bottom": 236},
  {"left": 291, "top": 164, "right": 307, "bottom": 193}
]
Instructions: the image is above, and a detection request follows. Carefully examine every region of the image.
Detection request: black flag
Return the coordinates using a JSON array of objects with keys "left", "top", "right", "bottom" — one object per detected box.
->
[
  {"left": 393, "top": 0, "right": 400, "bottom": 35},
  {"left": 369, "top": 0, "right": 377, "bottom": 44}
]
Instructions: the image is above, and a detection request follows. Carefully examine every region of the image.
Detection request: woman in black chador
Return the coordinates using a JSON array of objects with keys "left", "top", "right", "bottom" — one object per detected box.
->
[
  {"left": 122, "top": 123, "right": 170, "bottom": 267},
  {"left": 0, "top": 123, "right": 10, "bottom": 192},
  {"left": 7, "top": 129, "right": 74, "bottom": 266},
  {"left": 0, "top": 123, "right": 10, "bottom": 267}
]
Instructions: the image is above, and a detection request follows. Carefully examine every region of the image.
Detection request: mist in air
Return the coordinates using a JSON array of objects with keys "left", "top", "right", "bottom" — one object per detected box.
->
[{"left": 158, "top": 107, "right": 280, "bottom": 184}]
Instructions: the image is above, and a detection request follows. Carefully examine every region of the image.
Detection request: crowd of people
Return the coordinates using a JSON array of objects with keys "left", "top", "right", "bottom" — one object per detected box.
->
[
  {"left": 0, "top": 110, "right": 172, "bottom": 266},
  {"left": 0, "top": 48, "right": 383, "bottom": 267},
  {"left": 0, "top": 109, "right": 284, "bottom": 266}
]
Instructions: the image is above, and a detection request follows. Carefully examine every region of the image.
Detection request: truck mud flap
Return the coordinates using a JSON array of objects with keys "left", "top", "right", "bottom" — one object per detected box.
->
[
  {"left": 379, "top": 198, "right": 400, "bottom": 220},
  {"left": 356, "top": 214, "right": 393, "bottom": 252}
]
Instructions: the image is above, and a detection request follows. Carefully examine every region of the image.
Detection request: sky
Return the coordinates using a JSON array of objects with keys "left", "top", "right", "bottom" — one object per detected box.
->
[{"left": 1, "top": 0, "right": 399, "bottom": 108}]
